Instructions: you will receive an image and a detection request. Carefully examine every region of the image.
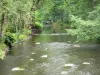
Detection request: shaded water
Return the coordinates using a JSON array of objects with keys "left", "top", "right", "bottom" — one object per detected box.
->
[{"left": 0, "top": 33, "right": 100, "bottom": 75}]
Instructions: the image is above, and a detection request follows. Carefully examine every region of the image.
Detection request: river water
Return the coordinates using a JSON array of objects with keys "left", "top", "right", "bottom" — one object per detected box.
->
[{"left": 0, "top": 32, "right": 100, "bottom": 75}]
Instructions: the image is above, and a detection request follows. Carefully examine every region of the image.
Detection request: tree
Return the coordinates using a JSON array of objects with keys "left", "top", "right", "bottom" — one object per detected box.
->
[
  {"left": 0, "top": 0, "right": 7, "bottom": 39},
  {"left": 67, "top": 0, "right": 100, "bottom": 42}
]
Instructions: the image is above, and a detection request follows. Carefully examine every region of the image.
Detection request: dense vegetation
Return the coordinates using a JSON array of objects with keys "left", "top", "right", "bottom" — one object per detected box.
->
[
  {"left": 40, "top": 0, "right": 100, "bottom": 42},
  {"left": 0, "top": 0, "right": 43, "bottom": 59},
  {"left": 0, "top": 0, "right": 100, "bottom": 59},
  {"left": 67, "top": 0, "right": 100, "bottom": 42}
]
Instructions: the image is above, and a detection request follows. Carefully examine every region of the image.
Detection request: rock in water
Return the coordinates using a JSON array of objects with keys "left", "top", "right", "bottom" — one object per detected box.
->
[
  {"left": 30, "top": 59, "right": 34, "bottom": 61},
  {"left": 64, "top": 64, "right": 74, "bottom": 67},
  {"left": 35, "top": 42, "right": 40, "bottom": 45},
  {"left": 83, "top": 62, "right": 90, "bottom": 65},
  {"left": 12, "top": 67, "right": 24, "bottom": 71},
  {"left": 41, "top": 55, "right": 48, "bottom": 58}
]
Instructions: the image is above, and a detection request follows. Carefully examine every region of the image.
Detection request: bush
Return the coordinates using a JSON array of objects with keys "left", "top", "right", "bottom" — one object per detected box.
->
[
  {"left": 67, "top": 15, "right": 100, "bottom": 41},
  {"left": 4, "top": 32, "right": 15, "bottom": 44},
  {"left": 22, "top": 29, "right": 31, "bottom": 35},
  {"left": 35, "top": 22, "right": 43, "bottom": 29}
]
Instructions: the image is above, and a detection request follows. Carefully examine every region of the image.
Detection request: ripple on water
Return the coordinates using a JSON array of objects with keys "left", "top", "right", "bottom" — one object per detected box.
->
[
  {"left": 61, "top": 71, "right": 67, "bottom": 75},
  {"left": 43, "top": 42, "right": 72, "bottom": 49},
  {"left": 44, "top": 42, "right": 100, "bottom": 49}
]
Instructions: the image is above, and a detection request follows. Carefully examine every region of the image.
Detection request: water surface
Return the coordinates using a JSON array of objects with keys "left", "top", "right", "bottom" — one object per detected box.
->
[{"left": 0, "top": 33, "right": 100, "bottom": 75}]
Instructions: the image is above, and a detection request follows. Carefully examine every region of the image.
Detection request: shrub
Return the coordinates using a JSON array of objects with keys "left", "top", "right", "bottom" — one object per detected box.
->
[{"left": 67, "top": 15, "right": 100, "bottom": 41}]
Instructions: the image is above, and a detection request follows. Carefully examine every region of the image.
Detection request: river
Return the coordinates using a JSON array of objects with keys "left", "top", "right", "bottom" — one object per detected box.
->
[{"left": 0, "top": 32, "right": 100, "bottom": 75}]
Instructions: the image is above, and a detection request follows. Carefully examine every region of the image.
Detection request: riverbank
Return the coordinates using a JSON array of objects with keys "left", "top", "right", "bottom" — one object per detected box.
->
[
  {"left": 0, "top": 29, "right": 32, "bottom": 59},
  {"left": 0, "top": 27, "right": 43, "bottom": 60}
]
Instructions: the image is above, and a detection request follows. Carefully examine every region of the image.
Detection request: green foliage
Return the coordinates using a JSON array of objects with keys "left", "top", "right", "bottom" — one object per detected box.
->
[
  {"left": 35, "top": 10, "right": 43, "bottom": 29},
  {"left": 22, "top": 29, "right": 31, "bottom": 35},
  {"left": 4, "top": 32, "right": 15, "bottom": 44},
  {"left": 0, "top": 50, "right": 5, "bottom": 59},
  {"left": 35, "top": 22, "right": 43, "bottom": 29},
  {"left": 0, "top": 43, "right": 6, "bottom": 59},
  {"left": 67, "top": 15, "right": 100, "bottom": 41},
  {"left": 12, "top": 33, "right": 27, "bottom": 41},
  {"left": 66, "top": 0, "right": 100, "bottom": 42},
  {"left": 88, "top": 4, "right": 100, "bottom": 21},
  {"left": 0, "top": 0, "right": 42, "bottom": 59},
  {"left": 19, "top": 34, "right": 27, "bottom": 41},
  {"left": 0, "top": 0, "right": 100, "bottom": 60},
  {"left": 37, "top": 0, "right": 70, "bottom": 26}
]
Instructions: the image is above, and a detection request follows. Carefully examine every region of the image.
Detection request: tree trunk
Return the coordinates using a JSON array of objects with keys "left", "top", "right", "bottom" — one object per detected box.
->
[
  {"left": 31, "top": 0, "right": 40, "bottom": 26},
  {"left": 30, "top": 1, "right": 36, "bottom": 33},
  {"left": 31, "top": 5, "right": 36, "bottom": 26},
  {"left": 1, "top": 13, "right": 6, "bottom": 39}
]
